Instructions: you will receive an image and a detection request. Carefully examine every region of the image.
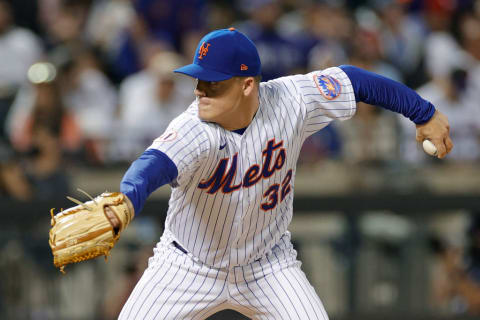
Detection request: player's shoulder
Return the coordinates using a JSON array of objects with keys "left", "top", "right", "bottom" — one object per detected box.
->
[
  {"left": 168, "top": 101, "right": 200, "bottom": 127},
  {"left": 262, "top": 66, "right": 346, "bottom": 87},
  {"left": 261, "top": 67, "right": 349, "bottom": 100},
  {"left": 260, "top": 75, "right": 298, "bottom": 96}
]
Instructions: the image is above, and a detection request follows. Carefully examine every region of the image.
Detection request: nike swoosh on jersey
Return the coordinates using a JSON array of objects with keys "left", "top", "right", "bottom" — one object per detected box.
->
[{"left": 219, "top": 143, "right": 227, "bottom": 150}]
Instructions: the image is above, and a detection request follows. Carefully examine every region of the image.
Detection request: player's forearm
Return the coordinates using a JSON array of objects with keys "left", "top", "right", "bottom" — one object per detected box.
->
[
  {"left": 120, "top": 149, "right": 178, "bottom": 214},
  {"left": 339, "top": 65, "right": 435, "bottom": 124}
]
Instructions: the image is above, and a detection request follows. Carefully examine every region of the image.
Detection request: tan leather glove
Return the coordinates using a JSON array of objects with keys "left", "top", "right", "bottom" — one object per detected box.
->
[{"left": 49, "top": 191, "right": 134, "bottom": 273}]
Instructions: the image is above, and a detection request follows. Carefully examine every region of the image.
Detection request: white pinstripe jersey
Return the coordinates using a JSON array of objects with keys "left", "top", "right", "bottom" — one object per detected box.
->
[{"left": 149, "top": 67, "right": 356, "bottom": 269}]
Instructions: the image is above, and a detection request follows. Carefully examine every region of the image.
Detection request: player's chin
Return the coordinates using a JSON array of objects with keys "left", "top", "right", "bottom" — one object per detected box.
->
[
  {"left": 198, "top": 102, "right": 213, "bottom": 117},
  {"left": 198, "top": 100, "right": 208, "bottom": 112},
  {"left": 198, "top": 108, "right": 214, "bottom": 121}
]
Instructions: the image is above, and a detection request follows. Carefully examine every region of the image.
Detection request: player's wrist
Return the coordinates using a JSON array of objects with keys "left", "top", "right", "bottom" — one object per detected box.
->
[
  {"left": 122, "top": 193, "right": 135, "bottom": 219},
  {"left": 412, "top": 102, "right": 436, "bottom": 125}
]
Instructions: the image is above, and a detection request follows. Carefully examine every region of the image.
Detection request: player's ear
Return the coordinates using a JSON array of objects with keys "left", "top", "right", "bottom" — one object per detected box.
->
[{"left": 241, "top": 77, "right": 255, "bottom": 96}]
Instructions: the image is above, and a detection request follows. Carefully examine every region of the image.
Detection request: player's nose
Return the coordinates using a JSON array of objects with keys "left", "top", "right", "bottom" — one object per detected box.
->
[{"left": 194, "top": 80, "right": 207, "bottom": 97}]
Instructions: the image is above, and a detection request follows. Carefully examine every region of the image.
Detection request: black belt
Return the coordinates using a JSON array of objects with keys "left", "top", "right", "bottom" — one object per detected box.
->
[{"left": 172, "top": 241, "right": 188, "bottom": 254}]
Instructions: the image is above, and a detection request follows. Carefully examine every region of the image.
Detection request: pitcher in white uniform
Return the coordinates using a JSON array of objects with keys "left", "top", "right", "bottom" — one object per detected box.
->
[{"left": 118, "top": 28, "right": 453, "bottom": 319}]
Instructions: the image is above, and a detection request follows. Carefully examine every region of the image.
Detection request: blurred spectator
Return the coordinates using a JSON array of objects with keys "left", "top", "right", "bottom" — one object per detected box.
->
[
  {"left": 235, "top": 0, "right": 301, "bottom": 80},
  {"left": 133, "top": 0, "right": 206, "bottom": 50},
  {"left": 179, "top": 29, "right": 208, "bottom": 63},
  {"left": 292, "top": 2, "right": 352, "bottom": 71},
  {"left": 22, "top": 123, "right": 71, "bottom": 200},
  {"left": 85, "top": 0, "right": 135, "bottom": 59},
  {"left": 298, "top": 124, "right": 343, "bottom": 166},
  {"left": 101, "top": 247, "right": 151, "bottom": 319},
  {"left": 8, "top": 62, "right": 82, "bottom": 156},
  {"left": 308, "top": 42, "right": 348, "bottom": 74},
  {"left": 33, "top": 1, "right": 117, "bottom": 165},
  {"left": 400, "top": 8, "right": 480, "bottom": 164},
  {"left": 338, "top": 103, "right": 398, "bottom": 165},
  {"left": 5, "top": 62, "right": 73, "bottom": 199},
  {"left": 0, "top": 0, "right": 44, "bottom": 201},
  {"left": 111, "top": 50, "right": 192, "bottom": 161},
  {"left": 59, "top": 47, "right": 118, "bottom": 164},
  {"left": 348, "top": 27, "right": 403, "bottom": 82},
  {"left": 335, "top": 25, "right": 400, "bottom": 165},
  {"left": 111, "top": 0, "right": 206, "bottom": 80},
  {"left": 102, "top": 262, "right": 141, "bottom": 320},
  {"left": 464, "top": 214, "right": 480, "bottom": 303},
  {"left": 423, "top": 0, "right": 474, "bottom": 82},
  {"left": 400, "top": 67, "right": 480, "bottom": 163},
  {"left": 375, "top": 0, "right": 427, "bottom": 87},
  {"left": 206, "top": 0, "right": 237, "bottom": 31},
  {"left": 431, "top": 213, "right": 480, "bottom": 315},
  {"left": 0, "top": 141, "right": 32, "bottom": 201},
  {"left": 42, "top": 0, "right": 90, "bottom": 51},
  {"left": 458, "top": 12, "right": 480, "bottom": 62},
  {"left": 0, "top": 0, "right": 43, "bottom": 141}
]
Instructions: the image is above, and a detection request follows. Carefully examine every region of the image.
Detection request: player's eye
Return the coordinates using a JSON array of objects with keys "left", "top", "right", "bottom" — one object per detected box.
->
[{"left": 208, "top": 82, "right": 221, "bottom": 92}]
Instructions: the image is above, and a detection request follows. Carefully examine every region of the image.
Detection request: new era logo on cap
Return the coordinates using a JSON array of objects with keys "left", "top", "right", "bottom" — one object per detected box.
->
[{"left": 174, "top": 28, "right": 261, "bottom": 82}]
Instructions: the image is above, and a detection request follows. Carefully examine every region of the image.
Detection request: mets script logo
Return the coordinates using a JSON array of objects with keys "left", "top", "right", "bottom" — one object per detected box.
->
[
  {"left": 314, "top": 74, "right": 341, "bottom": 100},
  {"left": 198, "top": 42, "right": 211, "bottom": 60},
  {"left": 198, "top": 138, "right": 293, "bottom": 211}
]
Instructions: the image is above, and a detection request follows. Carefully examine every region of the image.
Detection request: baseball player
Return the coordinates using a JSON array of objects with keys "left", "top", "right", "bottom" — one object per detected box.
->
[{"left": 110, "top": 28, "right": 452, "bottom": 319}]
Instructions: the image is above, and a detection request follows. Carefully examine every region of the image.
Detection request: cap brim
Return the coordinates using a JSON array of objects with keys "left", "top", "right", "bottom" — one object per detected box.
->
[{"left": 174, "top": 63, "right": 233, "bottom": 82}]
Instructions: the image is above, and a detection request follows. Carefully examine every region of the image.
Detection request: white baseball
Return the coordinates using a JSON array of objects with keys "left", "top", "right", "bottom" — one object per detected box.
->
[{"left": 423, "top": 139, "right": 438, "bottom": 156}]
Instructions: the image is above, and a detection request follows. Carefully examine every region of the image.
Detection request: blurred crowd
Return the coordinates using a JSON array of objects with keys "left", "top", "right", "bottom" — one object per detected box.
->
[
  {"left": 428, "top": 211, "right": 480, "bottom": 315},
  {"left": 0, "top": 0, "right": 479, "bottom": 201},
  {"left": 0, "top": 0, "right": 479, "bottom": 318}
]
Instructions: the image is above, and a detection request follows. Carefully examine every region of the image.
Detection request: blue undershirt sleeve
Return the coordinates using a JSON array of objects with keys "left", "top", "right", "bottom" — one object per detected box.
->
[
  {"left": 339, "top": 65, "right": 435, "bottom": 124},
  {"left": 120, "top": 149, "right": 178, "bottom": 214}
]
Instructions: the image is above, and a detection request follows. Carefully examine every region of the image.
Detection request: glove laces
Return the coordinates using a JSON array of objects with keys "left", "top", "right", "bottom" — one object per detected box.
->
[{"left": 66, "top": 188, "right": 98, "bottom": 211}]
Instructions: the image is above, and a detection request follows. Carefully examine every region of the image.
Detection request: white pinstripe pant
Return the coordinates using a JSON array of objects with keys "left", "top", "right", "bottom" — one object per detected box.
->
[{"left": 118, "top": 239, "right": 329, "bottom": 320}]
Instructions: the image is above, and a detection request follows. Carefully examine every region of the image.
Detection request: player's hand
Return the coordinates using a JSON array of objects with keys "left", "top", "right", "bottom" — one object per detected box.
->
[
  {"left": 105, "top": 206, "right": 121, "bottom": 229},
  {"left": 105, "top": 194, "right": 134, "bottom": 229},
  {"left": 415, "top": 110, "right": 453, "bottom": 158}
]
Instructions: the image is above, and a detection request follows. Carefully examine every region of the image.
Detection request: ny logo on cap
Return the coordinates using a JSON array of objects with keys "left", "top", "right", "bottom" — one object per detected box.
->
[{"left": 198, "top": 42, "right": 211, "bottom": 60}]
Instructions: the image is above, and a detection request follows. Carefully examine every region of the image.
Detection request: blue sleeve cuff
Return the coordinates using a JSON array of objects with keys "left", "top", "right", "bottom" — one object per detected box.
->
[
  {"left": 339, "top": 65, "right": 435, "bottom": 124},
  {"left": 120, "top": 149, "right": 178, "bottom": 214}
]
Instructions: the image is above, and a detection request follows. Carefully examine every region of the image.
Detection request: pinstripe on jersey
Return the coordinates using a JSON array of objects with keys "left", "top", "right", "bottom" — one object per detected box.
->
[
  {"left": 118, "top": 232, "right": 329, "bottom": 319},
  {"left": 148, "top": 67, "right": 356, "bottom": 269}
]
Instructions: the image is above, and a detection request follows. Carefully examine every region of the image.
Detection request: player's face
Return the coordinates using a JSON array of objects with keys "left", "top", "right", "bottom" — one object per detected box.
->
[{"left": 194, "top": 77, "right": 253, "bottom": 129}]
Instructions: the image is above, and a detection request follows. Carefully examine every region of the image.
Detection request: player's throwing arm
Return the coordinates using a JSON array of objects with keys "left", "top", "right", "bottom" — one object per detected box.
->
[{"left": 339, "top": 65, "right": 453, "bottom": 158}]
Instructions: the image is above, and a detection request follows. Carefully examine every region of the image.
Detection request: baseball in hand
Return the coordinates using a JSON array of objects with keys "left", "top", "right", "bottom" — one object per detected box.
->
[{"left": 423, "top": 140, "right": 438, "bottom": 157}]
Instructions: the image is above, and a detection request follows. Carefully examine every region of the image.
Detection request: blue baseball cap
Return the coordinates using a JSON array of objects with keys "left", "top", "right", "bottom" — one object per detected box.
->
[{"left": 174, "top": 28, "right": 261, "bottom": 82}]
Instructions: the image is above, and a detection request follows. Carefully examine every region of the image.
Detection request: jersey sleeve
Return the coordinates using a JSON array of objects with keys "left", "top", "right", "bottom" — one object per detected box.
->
[
  {"left": 147, "top": 113, "right": 211, "bottom": 186},
  {"left": 290, "top": 66, "right": 357, "bottom": 134}
]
